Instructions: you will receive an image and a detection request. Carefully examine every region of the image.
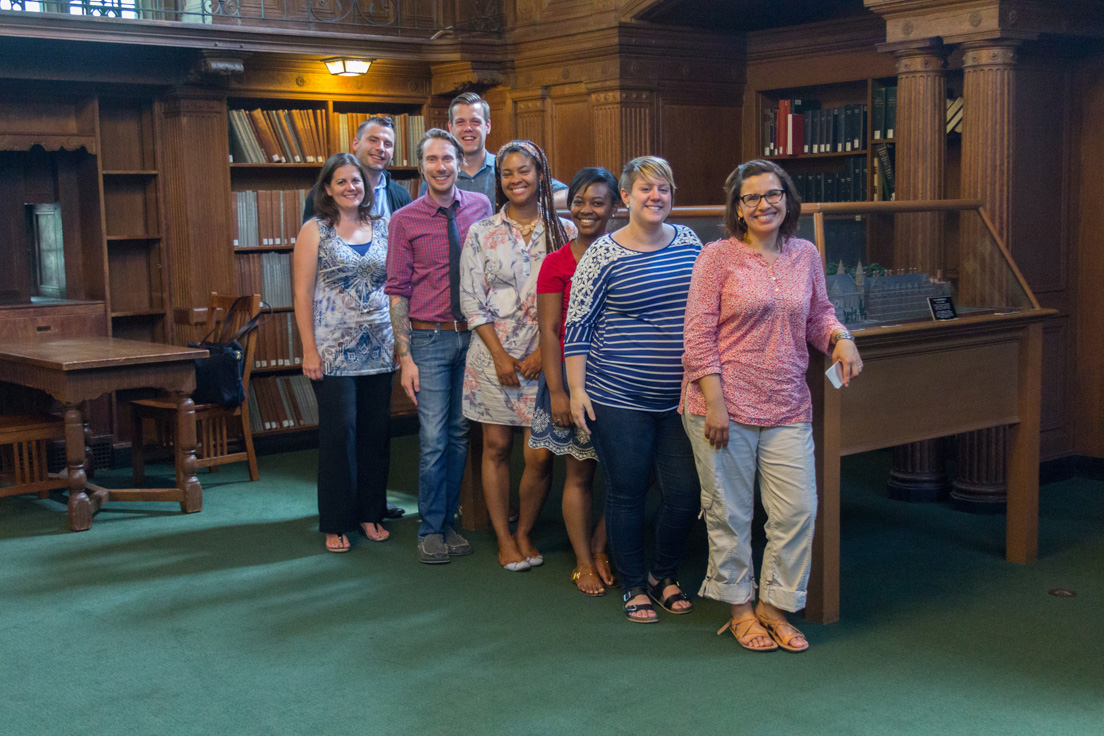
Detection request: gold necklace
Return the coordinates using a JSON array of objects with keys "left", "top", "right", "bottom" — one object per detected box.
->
[{"left": 505, "top": 206, "right": 538, "bottom": 237}]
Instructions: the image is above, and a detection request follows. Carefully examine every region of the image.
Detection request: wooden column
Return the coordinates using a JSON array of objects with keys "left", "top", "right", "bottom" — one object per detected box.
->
[
  {"left": 885, "top": 43, "right": 949, "bottom": 501},
  {"left": 892, "top": 41, "right": 946, "bottom": 273},
  {"left": 160, "top": 94, "right": 235, "bottom": 345},
  {"left": 954, "top": 41, "right": 1019, "bottom": 512},
  {"left": 512, "top": 89, "right": 549, "bottom": 149},
  {"left": 587, "top": 82, "right": 655, "bottom": 177}
]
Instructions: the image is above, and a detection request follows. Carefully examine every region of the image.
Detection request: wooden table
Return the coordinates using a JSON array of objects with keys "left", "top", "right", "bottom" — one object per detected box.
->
[
  {"left": 0, "top": 337, "right": 208, "bottom": 531},
  {"left": 805, "top": 310, "right": 1054, "bottom": 623}
]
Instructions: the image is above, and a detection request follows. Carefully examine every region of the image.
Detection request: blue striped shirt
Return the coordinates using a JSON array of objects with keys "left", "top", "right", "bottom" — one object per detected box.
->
[{"left": 563, "top": 224, "right": 702, "bottom": 411}]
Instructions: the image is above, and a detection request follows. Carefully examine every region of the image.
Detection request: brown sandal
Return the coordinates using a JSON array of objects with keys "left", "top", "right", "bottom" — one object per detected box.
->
[
  {"left": 755, "top": 610, "right": 809, "bottom": 652},
  {"left": 717, "top": 614, "right": 778, "bottom": 652},
  {"left": 570, "top": 566, "right": 607, "bottom": 597},
  {"left": 325, "top": 533, "right": 351, "bottom": 553},
  {"left": 594, "top": 553, "right": 617, "bottom": 586}
]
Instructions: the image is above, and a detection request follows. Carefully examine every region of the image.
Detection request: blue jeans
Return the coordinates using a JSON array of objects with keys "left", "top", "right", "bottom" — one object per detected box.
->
[
  {"left": 589, "top": 402, "right": 701, "bottom": 593},
  {"left": 411, "top": 328, "right": 471, "bottom": 538}
]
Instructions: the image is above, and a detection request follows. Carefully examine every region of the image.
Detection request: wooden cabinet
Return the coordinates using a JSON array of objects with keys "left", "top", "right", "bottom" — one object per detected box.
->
[{"left": 99, "top": 98, "right": 169, "bottom": 342}]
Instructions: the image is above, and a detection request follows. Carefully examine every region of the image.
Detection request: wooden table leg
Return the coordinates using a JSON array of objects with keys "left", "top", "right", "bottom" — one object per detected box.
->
[
  {"left": 1007, "top": 323, "right": 1042, "bottom": 563},
  {"left": 64, "top": 405, "right": 93, "bottom": 531},
  {"left": 807, "top": 361, "right": 842, "bottom": 624},
  {"left": 173, "top": 391, "right": 203, "bottom": 513}
]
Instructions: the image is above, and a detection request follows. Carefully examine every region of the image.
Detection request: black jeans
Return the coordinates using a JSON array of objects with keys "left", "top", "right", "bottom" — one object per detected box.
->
[
  {"left": 312, "top": 372, "right": 394, "bottom": 534},
  {"left": 589, "top": 402, "right": 701, "bottom": 593}
]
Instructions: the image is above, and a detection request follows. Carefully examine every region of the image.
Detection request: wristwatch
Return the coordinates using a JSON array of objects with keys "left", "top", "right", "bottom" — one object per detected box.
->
[{"left": 831, "top": 330, "right": 854, "bottom": 346}]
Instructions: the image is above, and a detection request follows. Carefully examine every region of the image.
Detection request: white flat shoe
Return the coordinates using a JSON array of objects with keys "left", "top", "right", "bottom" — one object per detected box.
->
[
  {"left": 525, "top": 555, "right": 544, "bottom": 567},
  {"left": 502, "top": 560, "right": 531, "bottom": 572}
]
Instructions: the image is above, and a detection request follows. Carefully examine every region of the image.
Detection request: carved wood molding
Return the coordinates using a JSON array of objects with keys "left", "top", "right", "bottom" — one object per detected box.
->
[
  {"left": 746, "top": 15, "right": 885, "bottom": 62},
  {"left": 0, "top": 134, "right": 98, "bottom": 155},
  {"left": 861, "top": 0, "right": 1104, "bottom": 44},
  {"left": 429, "top": 61, "right": 505, "bottom": 97}
]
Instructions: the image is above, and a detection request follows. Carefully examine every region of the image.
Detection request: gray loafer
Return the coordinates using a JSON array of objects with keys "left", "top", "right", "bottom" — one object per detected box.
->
[
  {"left": 443, "top": 527, "right": 473, "bottom": 556},
  {"left": 418, "top": 533, "right": 450, "bottom": 565}
]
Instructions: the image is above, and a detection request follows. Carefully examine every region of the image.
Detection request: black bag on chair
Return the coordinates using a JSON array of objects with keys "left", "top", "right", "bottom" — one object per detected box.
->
[{"left": 189, "top": 297, "right": 263, "bottom": 409}]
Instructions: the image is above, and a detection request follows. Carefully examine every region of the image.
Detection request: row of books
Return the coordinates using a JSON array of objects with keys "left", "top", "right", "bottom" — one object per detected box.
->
[
  {"left": 229, "top": 108, "right": 328, "bottom": 164},
  {"left": 254, "top": 311, "right": 303, "bottom": 370},
  {"left": 237, "top": 251, "right": 293, "bottom": 309},
  {"left": 763, "top": 100, "right": 869, "bottom": 157},
  {"left": 872, "top": 143, "right": 896, "bottom": 201},
  {"left": 333, "top": 113, "right": 427, "bottom": 167},
  {"left": 946, "top": 96, "right": 964, "bottom": 134},
  {"left": 232, "top": 189, "right": 308, "bottom": 248},
  {"left": 247, "top": 374, "right": 318, "bottom": 432},
  {"left": 872, "top": 85, "right": 898, "bottom": 141},
  {"left": 792, "top": 158, "right": 869, "bottom": 203}
]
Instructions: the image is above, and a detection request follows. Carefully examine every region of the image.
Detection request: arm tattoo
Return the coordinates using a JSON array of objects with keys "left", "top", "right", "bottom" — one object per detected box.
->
[{"left": 390, "top": 296, "right": 413, "bottom": 358}]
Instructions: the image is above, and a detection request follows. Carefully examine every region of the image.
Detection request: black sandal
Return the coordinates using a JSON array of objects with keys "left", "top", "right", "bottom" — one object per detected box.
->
[
  {"left": 648, "top": 577, "right": 693, "bottom": 615},
  {"left": 622, "top": 586, "right": 658, "bottom": 624}
]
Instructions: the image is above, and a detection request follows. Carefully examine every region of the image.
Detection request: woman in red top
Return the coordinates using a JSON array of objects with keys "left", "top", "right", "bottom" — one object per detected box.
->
[
  {"left": 680, "top": 159, "right": 862, "bottom": 652},
  {"left": 529, "top": 167, "right": 620, "bottom": 596}
]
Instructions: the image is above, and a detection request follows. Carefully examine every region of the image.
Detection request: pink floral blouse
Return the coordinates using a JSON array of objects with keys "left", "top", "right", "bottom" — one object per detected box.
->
[{"left": 680, "top": 236, "right": 844, "bottom": 427}]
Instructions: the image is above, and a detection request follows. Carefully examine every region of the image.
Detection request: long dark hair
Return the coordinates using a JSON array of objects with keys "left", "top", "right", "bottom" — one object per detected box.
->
[
  {"left": 312, "top": 152, "right": 376, "bottom": 227},
  {"left": 494, "top": 140, "right": 569, "bottom": 253},
  {"left": 723, "top": 159, "right": 801, "bottom": 240}
]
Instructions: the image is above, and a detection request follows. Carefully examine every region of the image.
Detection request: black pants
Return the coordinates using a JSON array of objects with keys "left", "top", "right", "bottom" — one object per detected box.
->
[{"left": 312, "top": 372, "right": 394, "bottom": 534}]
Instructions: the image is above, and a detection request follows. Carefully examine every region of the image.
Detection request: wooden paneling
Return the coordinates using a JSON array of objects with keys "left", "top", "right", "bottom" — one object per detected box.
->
[
  {"left": 1011, "top": 62, "right": 1069, "bottom": 295},
  {"left": 549, "top": 95, "right": 592, "bottom": 184},
  {"left": 1074, "top": 57, "right": 1104, "bottom": 457},
  {"left": 659, "top": 102, "right": 741, "bottom": 206},
  {"left": 160, "top": 94, "right": 236, "bottom": 344},
  {"left": 103, "top": 179, "right": 159, "bottom": 237}
]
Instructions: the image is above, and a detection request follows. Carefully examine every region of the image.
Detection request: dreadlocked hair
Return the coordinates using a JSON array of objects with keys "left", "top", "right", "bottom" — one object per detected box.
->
[{"left": 494, "top": 140, "right": 569, "bottom": 254}]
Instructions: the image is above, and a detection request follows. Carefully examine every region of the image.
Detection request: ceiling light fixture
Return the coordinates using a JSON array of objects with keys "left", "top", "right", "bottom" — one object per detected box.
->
[{"left": 322, "top": 57, "right": 374, "bottom": 76}]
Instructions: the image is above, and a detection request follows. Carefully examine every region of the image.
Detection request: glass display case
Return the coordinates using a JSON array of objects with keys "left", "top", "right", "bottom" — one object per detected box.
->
[
  {"left": 664, "top": 200, "right": 1053, "bottom": 624},
  {"left": 667, "top": 199, "right": 1039, "bottom": 331}
]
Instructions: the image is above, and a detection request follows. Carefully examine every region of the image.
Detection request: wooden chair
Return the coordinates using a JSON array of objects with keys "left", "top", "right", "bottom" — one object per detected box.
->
[
  {"left": 131, "top": 293, "right": 262, "bottom": 484},
  {"left": 0, "top": 414, "right": 70, "bottom": 500}
]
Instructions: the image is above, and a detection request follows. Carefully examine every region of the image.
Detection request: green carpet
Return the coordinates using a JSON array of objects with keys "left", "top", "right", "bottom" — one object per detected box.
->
[{"left": 2, "top": 441, "right": 1101, "bottom": 735}]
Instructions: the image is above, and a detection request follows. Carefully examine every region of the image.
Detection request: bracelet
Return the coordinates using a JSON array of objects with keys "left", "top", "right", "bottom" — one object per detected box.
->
[{"left": 831, "top": 330, "right": 854, "bottom": 346}]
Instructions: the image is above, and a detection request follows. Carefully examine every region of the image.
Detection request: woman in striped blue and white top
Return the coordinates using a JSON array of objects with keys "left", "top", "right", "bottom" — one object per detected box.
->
[{"left": 564, "top": 156, "right": 703, "bottom": 624}]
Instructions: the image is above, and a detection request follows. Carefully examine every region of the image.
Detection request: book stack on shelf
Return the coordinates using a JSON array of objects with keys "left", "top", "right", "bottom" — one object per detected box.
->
[
  {"left": 229, "top": 108, "right": 328, "bottom": 164},
  {"left": 254, "top": 312, "right": 303, "bottom": 371},
  {"left": 763, "top": 99, "right": 868, "bottom": 157},
  {"left": 238, "top": 251, "right": 293, "bottom": 308},
  {"left": 248, "top": 374, "right": 318, "bottom": 432},
  {"left": 946, "top": 96, "right": 963, "bottom": 134},
  {"left": 793, "top": 157, "right": 868, "bottom": 204},
  {"left": 872, "top": 143, "right": 896, "bottom": 201},
  {"left": 332, "top": 112, "right": 426, "bottom": 166},
  {"left": 872, "top": 84, "right": 898, "bottom": 142},
  {"left": 232, "top": 189, "right": 308, "bottom": 248}
]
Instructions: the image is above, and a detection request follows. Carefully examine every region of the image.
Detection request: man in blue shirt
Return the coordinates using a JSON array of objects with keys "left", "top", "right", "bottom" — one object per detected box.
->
[{"left": 421, "top": 92, "right": 567, "bottom": 207}]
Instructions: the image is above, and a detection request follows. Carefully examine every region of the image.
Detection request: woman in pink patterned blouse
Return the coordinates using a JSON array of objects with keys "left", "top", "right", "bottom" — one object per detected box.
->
[{"left": 680, "top": 159, "right": 862, "bottom": 652}]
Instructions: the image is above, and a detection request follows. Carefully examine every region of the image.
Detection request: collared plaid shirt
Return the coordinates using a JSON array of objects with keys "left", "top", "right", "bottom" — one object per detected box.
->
[{"left": 385, "top": 188, "right": 493, "bottom": 322}]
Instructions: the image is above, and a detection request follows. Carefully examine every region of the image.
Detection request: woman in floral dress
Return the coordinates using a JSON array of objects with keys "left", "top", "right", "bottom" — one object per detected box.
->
[
  {"left": 459, "top": 140, "right": 574, "bottom": 571},
  {"left": 293, "top": 153, "right": 395, "bottom": 553}
]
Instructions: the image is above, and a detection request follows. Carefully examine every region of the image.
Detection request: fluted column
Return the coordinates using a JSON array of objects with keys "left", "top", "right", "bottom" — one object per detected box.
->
[
  {"left": 959, "top": 41, "right": 1017, "bottom": 306},
  {"left": 883, "top": 44, "right": 949, "bottom": 501},
  {"left": 512, "top": 89, "right": 548, "bottom": 149},
  {"left": 893, "top": 43, "right": 946, "bottom": 273},
  {"left": 587, "top": 82, "right": 655, "bottom": 176},
  {"left": 954, "top": 41, "right": 1019, "bottom": 512},
  {"left": 160, "top": 94, "right": 235, "bottom": 346}
]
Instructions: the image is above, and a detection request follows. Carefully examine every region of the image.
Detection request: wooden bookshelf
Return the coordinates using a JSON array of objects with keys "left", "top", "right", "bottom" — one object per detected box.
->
[
  {"left": 756, "top": 77, "right": 899, "bottom": 204},
  {"left": 226, "top": 96, "right": 426, "bottom": 435}
]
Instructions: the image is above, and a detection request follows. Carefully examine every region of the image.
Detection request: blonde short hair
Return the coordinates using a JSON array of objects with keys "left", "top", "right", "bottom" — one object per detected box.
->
[{"left": 619, "top": 156, "right": 677, "bottom": 195}]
